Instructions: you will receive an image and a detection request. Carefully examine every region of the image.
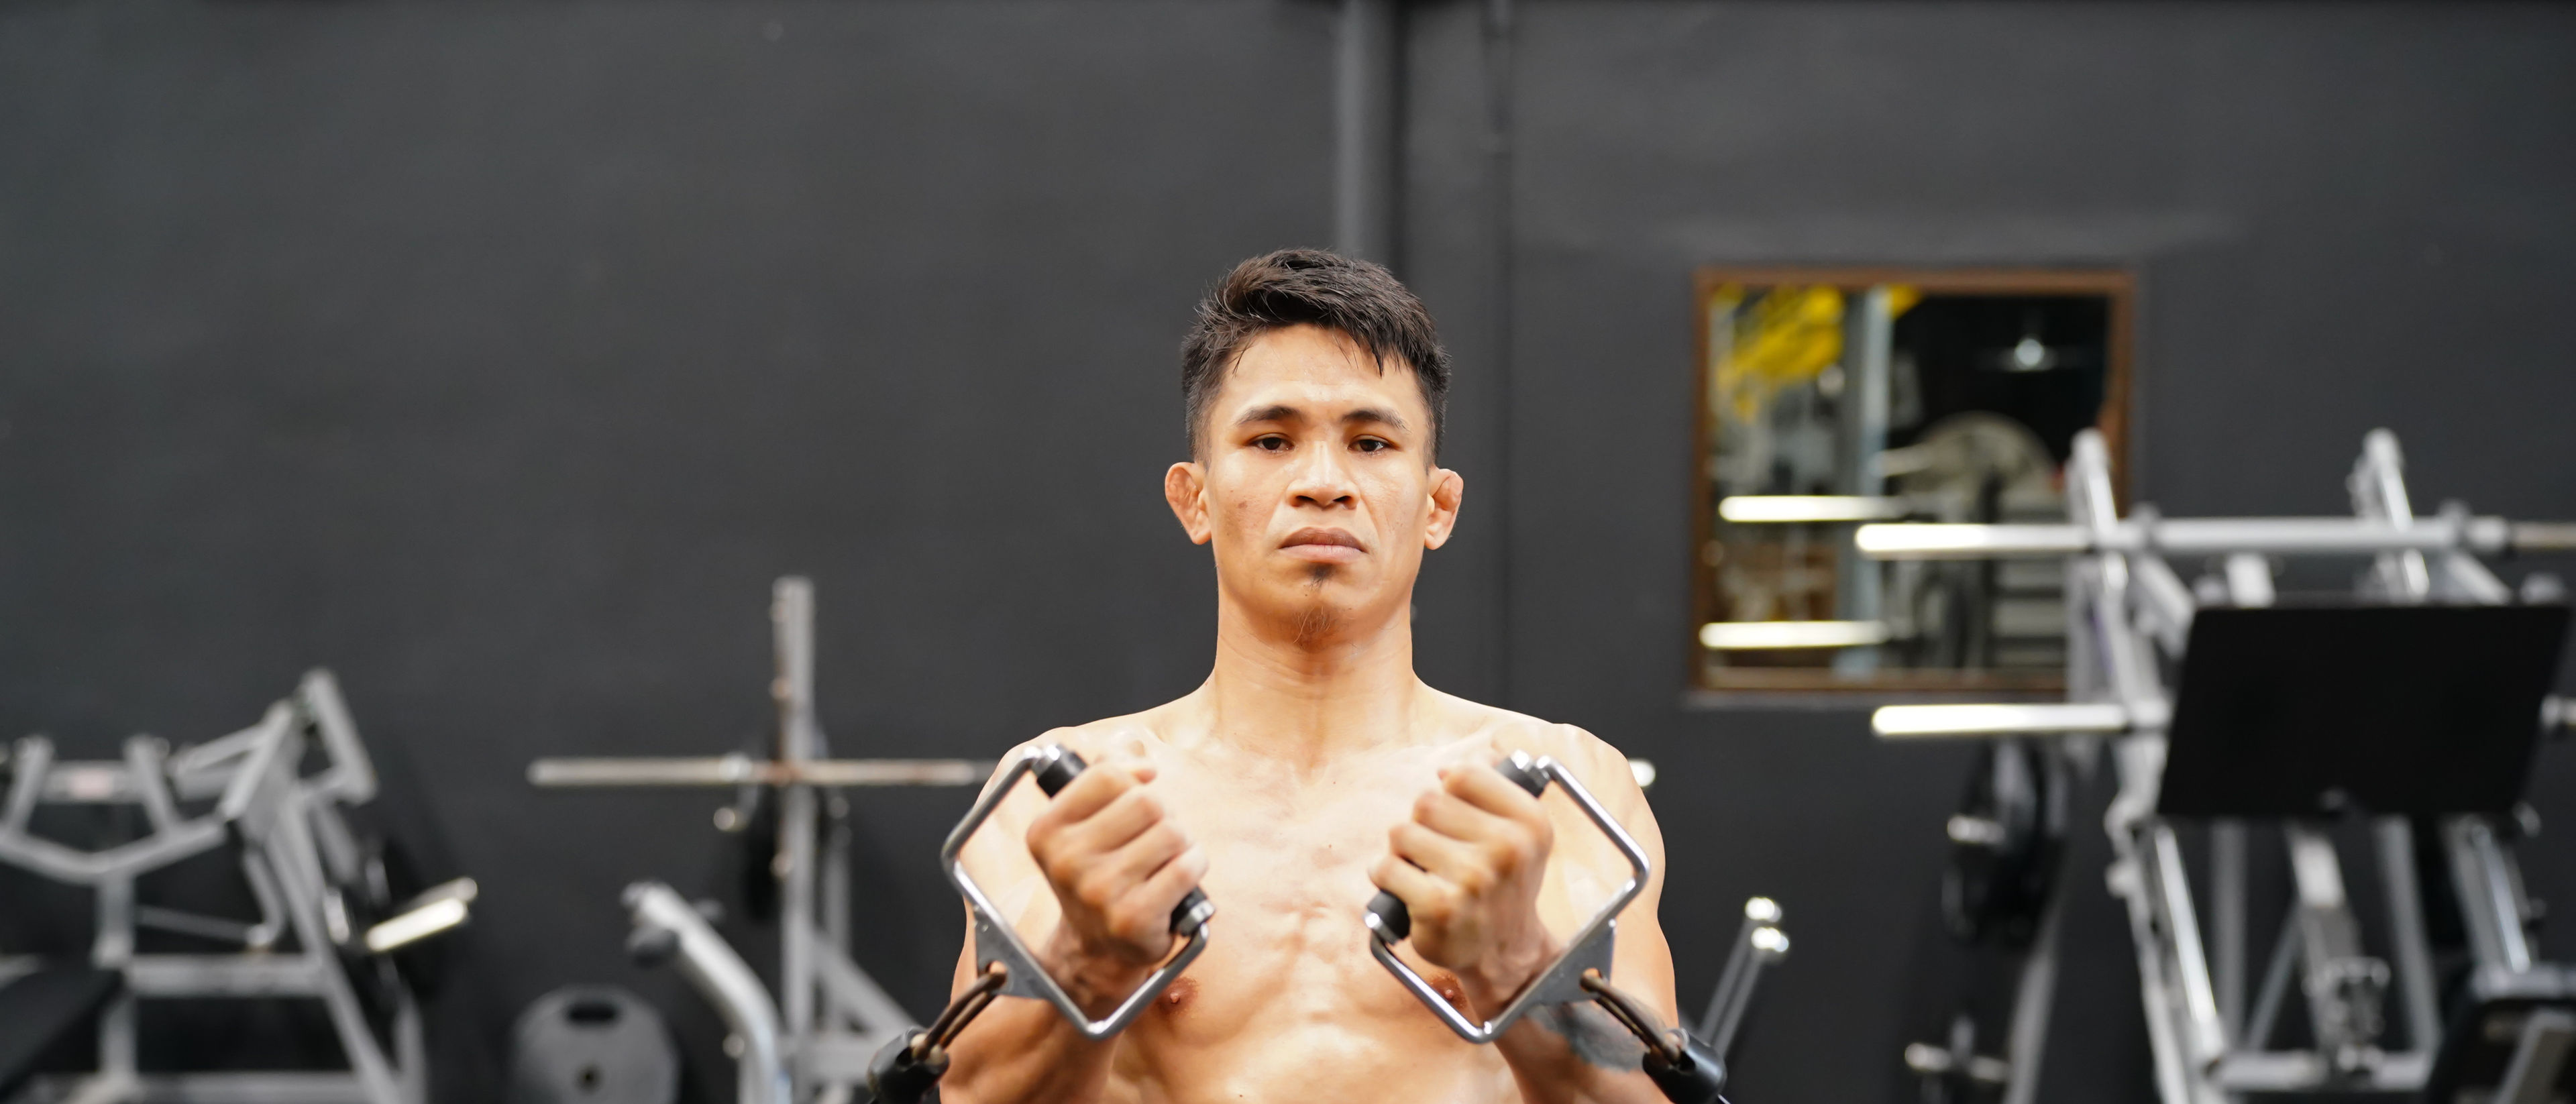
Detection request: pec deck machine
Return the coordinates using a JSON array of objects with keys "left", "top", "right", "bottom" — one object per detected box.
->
[
  {"left": 0, "top": 672, "right": 478, "bottom": 1104},
  {"left": 1864, "top": 429, "right": 2576, "bottom": 1104},
  {"left": 534, "top": 578, "right": 1796, "bottom": 1104}
]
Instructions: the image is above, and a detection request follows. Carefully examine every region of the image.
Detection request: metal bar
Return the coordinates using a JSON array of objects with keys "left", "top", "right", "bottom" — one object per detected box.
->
[
  {"left": 2131, "top": 555, "right": 2196, "bottom": 653},
  {"left": 0, "top": 818, "right": 227, "bottom": 883},
  {"left": 2211, "top": 820, "right": 2247, "bottom": 1038},
  {"left": 2152, "top": 824, "right": 2229, "bottom": 1065},
  {"left": 2447, "top": 817, "right": 2534, "bottom": 973},
  {"left": 2495, "top": 1007, "right": 2576, "bottom": 1104},
  {"left": 123, "top": 738, "right": 181, "bottom": 830},
  {"left": 1833, "top": 286, "right": 1894, "bottom": 678},
  {"left": 299, "top": 669, "right": 378, "bottom": 805},
  {"left": 1698, "top": 897, "right": 1778, "bottom": 1040},
  {"left": 2244, "top": 914, "right": 2300, "bottom": 1053},
  {"left": 133, "top": 905, "right": 260, "bottom": 946},
  {"left": 98, "top": 877, "right": 136, "bottom": 1081},
  {"left": 1857, "top": 515, "right": 2540, "bottom": 559},
  {"left": 774, "top": 577, "right": 819, "bottom": 1053},
  {"left": 2000, "top": 888, "right": 2065, "bottom": 1104},
  {"left": 123, "top": 955, "right": 327, "bottom": 996},
  {"left": 2286, "top": 824, "right": 2385, "bottom": 1056},
  {"left": 268, "top": 792, "right": 407, "bottom": 1104},
  {"left": 527, "top": 756, "right": 989, "bottom": 787},
  {"left": 2351, "top": 429, "right": 2432, "bottom": 600},
  {"left": 5, "top": 736, "right": 52, "bottom": 830},
  {"left": 2372, "top": 818, "right": 2442, "bottom": 1055},
  {"left": 628, "top": 881, "right": 790, "bottom": 1104},
  {"left": 2222, "top": 553, "right": 2275, "bottom": 607}
]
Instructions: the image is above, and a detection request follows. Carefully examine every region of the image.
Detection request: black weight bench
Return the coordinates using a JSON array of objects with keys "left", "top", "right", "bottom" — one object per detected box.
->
[{"left": 0, "top": 965, "right": 122, "bottom": 1099}]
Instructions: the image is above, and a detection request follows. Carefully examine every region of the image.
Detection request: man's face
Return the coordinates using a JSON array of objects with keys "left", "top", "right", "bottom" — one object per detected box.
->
[{"left": 1166, "top": 324, "right": 1463, "bottom": 639}]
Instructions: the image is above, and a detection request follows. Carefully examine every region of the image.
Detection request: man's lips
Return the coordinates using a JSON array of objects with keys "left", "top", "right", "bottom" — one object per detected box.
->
[{"left": 1281, "top": 527, "right": 1366, "bottom": 563}]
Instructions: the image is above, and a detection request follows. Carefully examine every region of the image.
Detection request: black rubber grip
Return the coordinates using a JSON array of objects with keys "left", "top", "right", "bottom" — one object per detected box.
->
[
  {"left": 863, "top": 1029, "right": 949, "bottom": 1104},
  {"left": 1365, "top": 756, "right": 1550, "bottom": 943},
  {"left": 1034, "top": 747, "right": 1212, "bottom": 936},
  {"left": 1642, "top": 1032, "right": 1727, "bottom": 1104}
]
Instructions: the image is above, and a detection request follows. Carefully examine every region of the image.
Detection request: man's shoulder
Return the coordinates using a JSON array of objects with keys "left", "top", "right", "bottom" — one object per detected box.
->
[
  {"left": 1004, "top": 698, "right": 1194, "bottom": 763},
  {"left": 1429, "top": 689, "right": 1629, "bottom": 775}
]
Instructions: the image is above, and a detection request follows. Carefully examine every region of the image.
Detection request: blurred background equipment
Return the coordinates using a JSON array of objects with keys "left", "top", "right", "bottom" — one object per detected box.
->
[
  {"left": 0, "top": 672, "right": 474, "bottom": 1103},
  {"left": 1695, "top": 272, "right": 2129, "bottom": 695},
  {"left": 529, "top": 578, "right": 985, "bottom": 1104},
  {"left": 506, "top": 986, "right": 680, "bottom": 1104},
  {"left": 1868, "top": 430, "right": 2576, "bottom": 1104}
]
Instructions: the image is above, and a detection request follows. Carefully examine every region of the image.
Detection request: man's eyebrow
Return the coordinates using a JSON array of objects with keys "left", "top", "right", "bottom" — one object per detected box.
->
[
  {"left": 1341, "top": 407, "right": 1409, "bottom": 431},
  {"left": 1233, "top": 404, "right": 1305, "bottom": 427},
  {"left": 1231, "top": 404, "right": 1411, "bottom": 432}
]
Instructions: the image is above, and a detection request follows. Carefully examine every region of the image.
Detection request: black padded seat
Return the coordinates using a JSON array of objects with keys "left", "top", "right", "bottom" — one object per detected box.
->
[{"left": 0, "top": 965, "right": 122, "bottom": 1099}]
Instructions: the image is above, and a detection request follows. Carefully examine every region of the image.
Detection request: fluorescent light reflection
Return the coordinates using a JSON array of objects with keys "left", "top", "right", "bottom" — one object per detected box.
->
[
  {"left": 1870, "top": 703, "right": 2130, "bottom": 738},
  {"left": 1718, "top": 496, "right": 1907, "bottom": 523},
  {"left": 1699, "top": 620, "right": 1890, "bottom": 650},
  {"left": 364, "top": 877, "right": 479, "bottom": 953}
]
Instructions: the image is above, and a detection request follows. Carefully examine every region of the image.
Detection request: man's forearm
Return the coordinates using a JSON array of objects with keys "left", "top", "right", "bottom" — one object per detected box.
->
[
  {"left": 1493, "top": 1003, "right": 1674, "bottom": 1104},
  {"left": 936, "top": 996, "right": 1120, "bottom": 1104},
  {"left": 940, "top": 929, "right": 1150, "bottom": 1104}
]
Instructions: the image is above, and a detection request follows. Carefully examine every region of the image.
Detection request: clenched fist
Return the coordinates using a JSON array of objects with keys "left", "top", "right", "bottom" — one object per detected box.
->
[
  {"left": 1025, "top": 757, "right": 1208, "bottom": 1013},
  {"left": 1369, "top": 756, "right": 1558, "bottom": 1013}
]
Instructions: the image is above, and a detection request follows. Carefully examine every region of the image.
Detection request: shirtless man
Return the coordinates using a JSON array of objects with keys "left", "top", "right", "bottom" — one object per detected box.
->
[{"left": 943, "top": 250, "right": 1676, "bottom": 1104}]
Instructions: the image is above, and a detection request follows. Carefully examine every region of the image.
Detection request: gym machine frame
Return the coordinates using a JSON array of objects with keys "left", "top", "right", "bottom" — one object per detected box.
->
[
  {"left": 528, "top": 577, "right": 987, "bottom": 1104},
  {"left": 0, "top": 671, "right": 475, "bottom": 1104},
  {"left": 1862, "top": 428, "right": 2576, "bottom": 1104}
]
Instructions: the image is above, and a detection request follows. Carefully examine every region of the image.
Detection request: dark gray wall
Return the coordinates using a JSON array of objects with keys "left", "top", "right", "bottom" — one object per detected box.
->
[{"left": 2, "top": 2, "right": 2571, "bottom": 1102}]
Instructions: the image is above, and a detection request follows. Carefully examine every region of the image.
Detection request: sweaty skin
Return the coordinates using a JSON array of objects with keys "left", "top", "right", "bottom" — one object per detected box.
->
[{"left": 942, "top": 325, "right": 1677, "bottom": 1104}]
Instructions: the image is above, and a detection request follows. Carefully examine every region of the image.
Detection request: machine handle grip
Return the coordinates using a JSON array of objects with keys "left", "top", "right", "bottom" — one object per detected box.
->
[
  {"left": 862, "top": 1029, "right": 948, "bottom": 1104},
  {"left": 1365, "top": 755, "right": 1549, "bottom": 942},
  {"left": 1034, "top": 748, "right": 1213, "bottom": 936},
  {"left": 1643, "top": 1032, "right": 1728, "bottom": 1104}
]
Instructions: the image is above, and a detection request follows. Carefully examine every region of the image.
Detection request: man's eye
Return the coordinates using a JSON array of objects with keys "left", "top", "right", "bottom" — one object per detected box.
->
[
  {"left": 1254, "top": 435, "right": 1290, "bottom": 451},
  {"left": 1354, "top": 438, "right": 1389, "bottom": 453}
]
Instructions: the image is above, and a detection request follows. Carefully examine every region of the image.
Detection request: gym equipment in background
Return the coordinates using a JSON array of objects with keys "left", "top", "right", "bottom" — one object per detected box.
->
[
  {"left": 0, "top": 671, "right": 476, "bottom": 1104},
  {"left": 1865, "top": 429, "right": 2576, "bottom": 1104},
  {"left": 507, "top": 985, "right": 680, "bottom": 1104},
  {"left": 529, "top": 577, "right": 987, "bottom": 1104}
]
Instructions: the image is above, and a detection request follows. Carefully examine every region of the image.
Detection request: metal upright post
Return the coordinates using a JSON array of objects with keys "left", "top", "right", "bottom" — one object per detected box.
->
[
  {"left": 1833, "top": 287, "right": 1894, "bottom": 676},
  {"left": 2212, "top": 820, "right": 2248, "bottom": 1038},
  {"left": 775, "top": 578, "right": 822, "bottom": 1063},
  {"left": 97, "top": 874, "right": 137, "bottom": 1090},
  {"left": 2373, "top": 818, "right": 2441, "bottom": 1055}
]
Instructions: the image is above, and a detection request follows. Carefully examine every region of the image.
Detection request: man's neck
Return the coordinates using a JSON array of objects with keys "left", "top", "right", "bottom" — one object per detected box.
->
[{"left": 1197, "top": 590, "right": 1426, "bottom": 766}]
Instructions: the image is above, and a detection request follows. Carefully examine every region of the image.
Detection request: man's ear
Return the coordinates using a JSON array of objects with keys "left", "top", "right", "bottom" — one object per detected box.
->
[
  {"left": 1422, "top": 467, "right": 1465, "bottom": 550},
  {"left": 1165, "top": 461, "right": 1213, "bottom": 545}
]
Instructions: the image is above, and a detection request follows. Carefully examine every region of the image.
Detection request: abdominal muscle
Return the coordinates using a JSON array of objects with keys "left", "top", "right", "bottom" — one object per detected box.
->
[
  {"left": 961, "top": 708, "right": 1610, "bottom": 1104},
  {"left": 1074, "top": 738, "right": 1537, "bottom": 1104},
  {"left": 1096, "top": 842, "right": 1519, "bottom": 1104}
]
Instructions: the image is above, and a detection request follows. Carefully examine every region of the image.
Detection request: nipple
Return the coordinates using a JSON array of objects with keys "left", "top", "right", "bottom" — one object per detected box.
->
[{"left": 1160, "top": 975, "right": 1200, "bottom": 1013}]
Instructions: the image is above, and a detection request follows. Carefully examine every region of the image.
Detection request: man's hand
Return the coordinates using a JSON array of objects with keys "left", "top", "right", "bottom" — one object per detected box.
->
[
  {"left": 1370, "top": 757, "right": 1559, "bottom": 1013},
  {"left": 1024, "top": 757, "right": 1208, "bottom": 1014}
]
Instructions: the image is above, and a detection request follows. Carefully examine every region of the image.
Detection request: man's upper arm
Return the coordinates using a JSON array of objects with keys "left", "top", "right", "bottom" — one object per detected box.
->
[{"left": 1564, "top": 725, "right": 1678, "bottom": 1024}]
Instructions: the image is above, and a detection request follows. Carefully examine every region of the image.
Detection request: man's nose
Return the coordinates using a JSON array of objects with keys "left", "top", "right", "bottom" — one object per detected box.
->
[{"left": 1286, "top": 446, "right": 1358, "bottom": 508}]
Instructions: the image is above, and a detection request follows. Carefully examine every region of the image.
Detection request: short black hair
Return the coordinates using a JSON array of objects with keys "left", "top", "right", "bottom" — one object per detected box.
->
[{"left": 1179, "top": 248, "right": 1450, "bottom": 458}]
